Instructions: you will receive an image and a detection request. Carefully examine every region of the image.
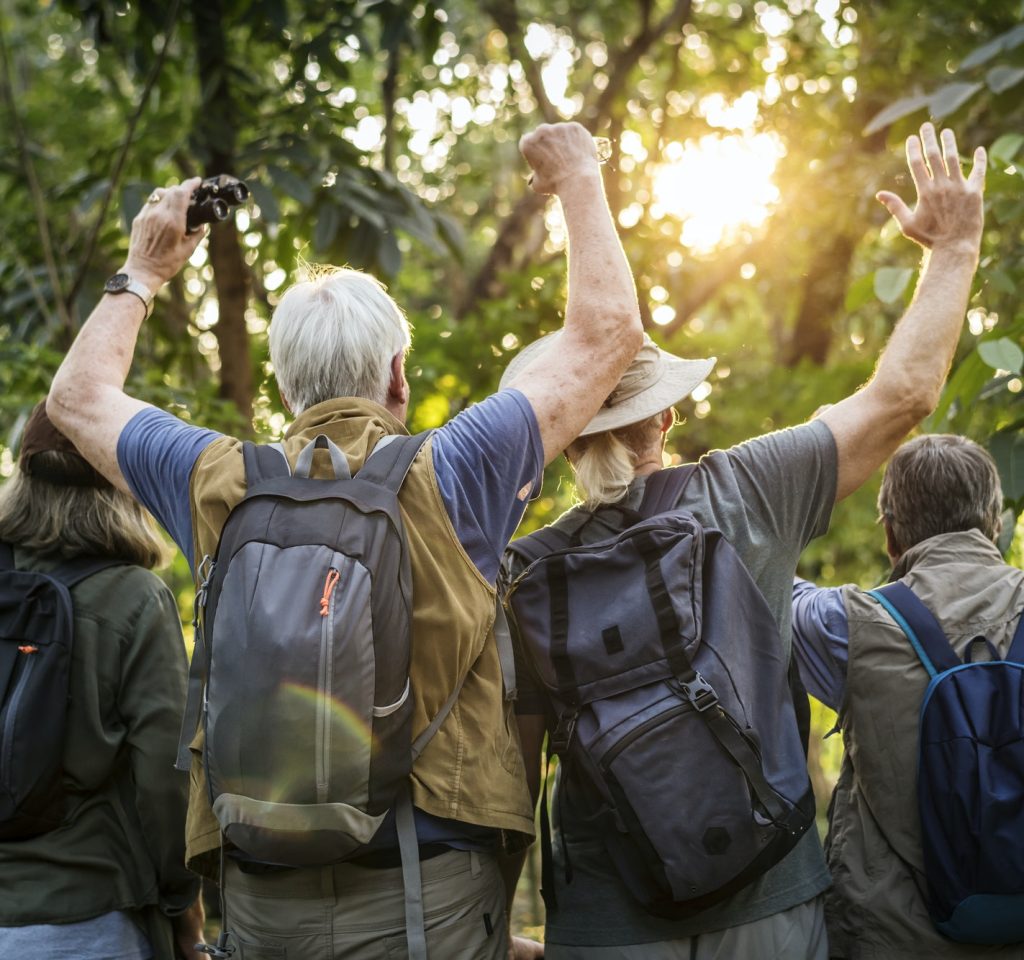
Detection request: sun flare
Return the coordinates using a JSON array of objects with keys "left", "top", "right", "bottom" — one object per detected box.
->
[{"left": 652, "top": 133, "right": 785, "bottom": 254}]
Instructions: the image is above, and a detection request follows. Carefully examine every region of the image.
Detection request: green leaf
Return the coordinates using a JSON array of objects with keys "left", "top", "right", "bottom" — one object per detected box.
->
[
  {"left": 313, "top": 202, "right": 341, "bottom": 252},
  {"left": 990, "top": 133, "right": 1024, "bottom": 165},
  {"left": 977, "top": 337, "right": 1024, "bottom": 374},
  {"left": 960, "top": 22, "right": 1024, "bottom": 70},
  {"left": 862, "top": 94, "right": 930, "bottom": 136},
  {"left": 377, "top": 231, "right": 401, "bottom": 277},
  {"left": 989, "top": 429, "right": 1024, "bottom": 502},
  {"left": 247, "top": 179, "right": 280, "bottom": 225},
  {"left": 873, "top": 267, "right": 913, "bottom": 304},
  {"left": 268, "top": 165, "right": 314, "bottom": 205},
  {"left": 986, "top": 65, "right": 1024, "bottom": 94},
  {"left": 844, "top": 273, "right": 875, "bottom": 313},
  {"left": 928, "top": 82, "right": 983, "bottom": 120}
]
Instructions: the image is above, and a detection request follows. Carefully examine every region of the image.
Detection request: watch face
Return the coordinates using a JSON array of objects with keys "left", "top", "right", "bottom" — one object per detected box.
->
[{"left": 105, "top": 272, "right": 131, "bottom": 293}]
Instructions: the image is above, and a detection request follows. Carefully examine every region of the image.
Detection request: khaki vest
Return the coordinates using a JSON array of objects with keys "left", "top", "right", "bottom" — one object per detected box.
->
[
  {"left": 183, "top": 399, "right": 534, "bottom": 877},
  {"left": 827, "top": 530, "right": 1024, "bottom": 960}
]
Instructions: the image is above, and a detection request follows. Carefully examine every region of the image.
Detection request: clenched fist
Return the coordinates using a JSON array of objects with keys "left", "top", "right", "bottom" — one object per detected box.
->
[{"left": 519, "top": 122, "right": 600, "bottom": 196}]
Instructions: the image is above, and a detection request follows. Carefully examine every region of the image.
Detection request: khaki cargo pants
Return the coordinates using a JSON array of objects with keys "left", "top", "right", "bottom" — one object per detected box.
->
[{"left": 224, "top": 849, "right": 508, "bottom": 960}]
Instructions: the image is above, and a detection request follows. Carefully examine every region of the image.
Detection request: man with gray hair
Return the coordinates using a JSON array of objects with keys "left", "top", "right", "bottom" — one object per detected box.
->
[
  {"left": 47, "top": 121, "right": 641, "bottom": 958},
  {"left": 792, "top": 434, "right": 1024, "bottom": 959}
]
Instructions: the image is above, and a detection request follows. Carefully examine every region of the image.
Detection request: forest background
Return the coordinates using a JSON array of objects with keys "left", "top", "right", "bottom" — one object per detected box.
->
[{"left": 1, "top": 0, "right": 1023, "bottom": 934}]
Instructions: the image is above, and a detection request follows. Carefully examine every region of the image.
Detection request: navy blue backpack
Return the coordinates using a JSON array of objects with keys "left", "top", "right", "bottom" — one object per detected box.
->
[{"left": 870, "top": 582, "right": 1024, "bottom": 945}]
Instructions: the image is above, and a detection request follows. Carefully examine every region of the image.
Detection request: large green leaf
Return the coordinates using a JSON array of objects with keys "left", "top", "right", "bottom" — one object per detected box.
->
[
  {"left": 990, "top": 429, "right": 1024, "bottom": 503},
  {"left": 863, "top": 94, "right": 931, "bottom": 136},
  {"left": 978, "top": 337, "right": 1024, "bottom": 374},
  {"left": 874, "top": 267, "right": 914, "bottom": 305},
  {"left": 990, "top": 133, "right": 1024, "bottom": 165},
  {"left": 929, "top": 82, "right": 983, "bottom": 120},
  {"left": 986, "top": 65, "right": 1024, "bottom": 95}
]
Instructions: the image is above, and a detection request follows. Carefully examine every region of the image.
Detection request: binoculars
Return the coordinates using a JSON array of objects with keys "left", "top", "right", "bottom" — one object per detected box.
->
[{"left": 186, "top": 175, "right": 250, "bottom": 232}]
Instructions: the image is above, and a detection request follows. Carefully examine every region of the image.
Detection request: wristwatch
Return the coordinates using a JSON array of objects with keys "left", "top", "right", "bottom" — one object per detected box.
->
[{"left": 104, "top": 272, "right": 155, "bottom": 318}]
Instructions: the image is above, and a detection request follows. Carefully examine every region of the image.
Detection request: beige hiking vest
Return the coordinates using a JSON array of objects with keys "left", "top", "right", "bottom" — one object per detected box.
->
[
  {"left": 828, "top": 530, "right": 1024, "bottom": 960},
  {"left": 182, "top": 398, "right": 534, "bottom": 878}
]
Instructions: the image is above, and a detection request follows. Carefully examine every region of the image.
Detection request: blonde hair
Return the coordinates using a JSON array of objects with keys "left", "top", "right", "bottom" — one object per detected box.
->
[
  {"left": 567, "top": 413, "right": 667, "bottom": 508},
  {"left": 268, "top": 265, "right": 412, "bottom": 414},
  {"left": 0, "top": 454, "right": 168, "bottom": 568}
]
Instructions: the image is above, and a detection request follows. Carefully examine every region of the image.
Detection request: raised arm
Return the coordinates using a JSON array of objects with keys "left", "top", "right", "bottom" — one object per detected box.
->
[
  {"left": 819, "top": 123, "right": 985, "bottom": 501},
  {"left": 506, "top": 123, "right": 643, "bottom": 465},
  {"left": 48, "top": 179, "right": 204, "bottom": 491}
]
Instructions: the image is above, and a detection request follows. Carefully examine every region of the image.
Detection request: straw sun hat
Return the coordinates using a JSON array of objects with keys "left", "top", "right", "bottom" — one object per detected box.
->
[{"left": 499, "top": 331, "right": 716, "bottom": 437}]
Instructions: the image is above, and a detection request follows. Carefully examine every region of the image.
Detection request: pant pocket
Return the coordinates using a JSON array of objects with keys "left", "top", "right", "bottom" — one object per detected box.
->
[
  {"left": 384, "top": 905, "right": 506, "bottom": 960},
  {"left": 236, "top": 937, "right": 288, "bottom": 959}
]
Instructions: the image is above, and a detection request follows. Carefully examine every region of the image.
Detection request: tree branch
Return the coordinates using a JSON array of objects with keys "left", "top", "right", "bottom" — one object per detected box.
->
[
  {"left": 66, "top": 0, "right": 182, "bottom": 315},
  {"left": 587, "top": 0, "right": 693, "bottom": 127},
  {"left": 485, "top": 0, "right": 559, "bottom": 123}
]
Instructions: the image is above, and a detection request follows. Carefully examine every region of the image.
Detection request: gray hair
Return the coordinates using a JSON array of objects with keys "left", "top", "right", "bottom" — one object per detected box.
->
[
  {"left": 0, "top": 454, "right": 168, "bottom": 568},
  {"left": 567, "top": 413, "right": 666, "bottom": 508},
  {"left": 268, "top": 267, "right": 412, "bottom": 414},
  {"left": 879, "top": 434, "right": 1003, "bottom": 553}
]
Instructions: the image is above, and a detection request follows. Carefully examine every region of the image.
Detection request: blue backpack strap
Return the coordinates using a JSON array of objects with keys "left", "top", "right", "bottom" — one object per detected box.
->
[
  {"left": 639, "top": 464, "right": 698, "bottom": 517},
  {"left": 868, "top": 582, "right": 961, "bottom": 677},
  {"left": 1007, "top": 612, "right": 1024, "bottom": 665},
  {"left": 0, "top": 542, "right": 13, "bottom": 571}
]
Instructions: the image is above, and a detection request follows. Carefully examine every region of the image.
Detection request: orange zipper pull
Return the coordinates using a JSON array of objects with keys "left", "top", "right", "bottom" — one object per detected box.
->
[
  {"left": 18, "top": 645, "right": 38, "bottom": 654},
  {"left": 320, "top": 569, "right": 340, "bottom": 616}
]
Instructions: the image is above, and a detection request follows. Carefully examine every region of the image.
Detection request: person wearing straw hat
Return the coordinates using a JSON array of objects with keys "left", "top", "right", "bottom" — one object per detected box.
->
[{"left": 500, "top": 122, "right": 986, "bottom": 959}]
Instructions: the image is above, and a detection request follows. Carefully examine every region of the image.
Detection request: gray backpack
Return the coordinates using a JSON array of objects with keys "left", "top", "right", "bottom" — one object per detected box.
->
[
  {"left": 503, "top": 466, "right": 814, "bottom": 918},
  {"left": 177, "top": 431, "right": 463, "bottom": 958}
]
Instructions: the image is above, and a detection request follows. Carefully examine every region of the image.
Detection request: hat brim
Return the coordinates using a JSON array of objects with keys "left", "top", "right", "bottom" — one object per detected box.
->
[
  {"left": 577, "top": 354, "right": 716, "bottom": 436},
  {"left": 499, "top": 332, "right": 716, "bottom": 436}
]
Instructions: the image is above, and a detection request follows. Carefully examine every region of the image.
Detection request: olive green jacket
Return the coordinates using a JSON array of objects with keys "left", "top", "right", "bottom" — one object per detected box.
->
[{"left": 0, "top": 548, "right": 200, "bottom": 952}]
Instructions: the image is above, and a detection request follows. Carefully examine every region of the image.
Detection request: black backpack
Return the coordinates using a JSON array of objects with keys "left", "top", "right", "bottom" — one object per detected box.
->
[
  {"left": 0, "top": 542, "right": 121, "bottom": 839},
  {"left": 503, "top": 466, "right": 814, "bottom": 918}
]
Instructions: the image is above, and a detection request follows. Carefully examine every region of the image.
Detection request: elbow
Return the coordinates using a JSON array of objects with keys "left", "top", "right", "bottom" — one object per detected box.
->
[{"left": 876, "top": 380, "right": 938, "bottom": 436}]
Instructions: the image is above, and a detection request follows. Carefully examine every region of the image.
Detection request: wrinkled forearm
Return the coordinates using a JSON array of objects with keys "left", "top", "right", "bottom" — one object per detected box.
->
[
  {"left": 870, "top": 243, "right": 978, "bottom": 422},
  {"left": 559, "top": 170, "right": 641, "bottom": 356}
]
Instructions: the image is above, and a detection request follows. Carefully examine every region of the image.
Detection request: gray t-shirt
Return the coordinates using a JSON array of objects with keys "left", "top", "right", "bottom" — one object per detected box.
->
[
  {"left": 0, "top": 910, "right": 152, "bottom": 959},
  {"left": 506, "top": 419, "right": 837, "bottom": 946}
]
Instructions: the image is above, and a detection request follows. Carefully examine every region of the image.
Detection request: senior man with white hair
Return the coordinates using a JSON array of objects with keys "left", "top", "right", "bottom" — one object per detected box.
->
[{"left": 47, "top": 122, "right": 641, "bottom": 959}]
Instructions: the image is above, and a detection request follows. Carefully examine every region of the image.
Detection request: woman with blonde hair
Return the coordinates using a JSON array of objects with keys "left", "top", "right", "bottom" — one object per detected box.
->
[{"left": 0, "top": 401, "right": 203, "bottom": 960}]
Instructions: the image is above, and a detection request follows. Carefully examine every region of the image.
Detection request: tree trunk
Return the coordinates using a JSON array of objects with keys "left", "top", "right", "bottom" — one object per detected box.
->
[{"left": 191, "top": 0, "right": 253, "bottom": 424}]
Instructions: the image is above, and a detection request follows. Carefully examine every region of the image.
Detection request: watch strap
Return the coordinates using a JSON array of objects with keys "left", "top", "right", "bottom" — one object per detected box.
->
[{"left": 107, "top": 277, "right": 155, "bottom": 318}]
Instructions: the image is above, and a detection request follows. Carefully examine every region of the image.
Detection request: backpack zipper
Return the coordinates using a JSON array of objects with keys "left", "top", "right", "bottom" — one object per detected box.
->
[
  {"left": 317, "top": 566, "right": 340, "bottom": 802},
  {"left": 1, "top": 654, "right": 37, "bottom": 788}
]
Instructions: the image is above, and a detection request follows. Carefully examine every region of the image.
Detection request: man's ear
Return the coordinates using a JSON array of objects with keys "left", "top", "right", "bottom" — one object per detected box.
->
[
  {"left": 388, "top": 352, "right": 409, "bottom": 406},
  {"left": 660, "top": 408, "right": 674, "bottom": 434},
  {"left": 280, "top": 390, "right": 293, "bottom": 414}
]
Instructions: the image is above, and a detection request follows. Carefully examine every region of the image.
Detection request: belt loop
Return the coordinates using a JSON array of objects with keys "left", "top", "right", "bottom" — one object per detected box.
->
[{"left": 470, "top": 850, "right": 482, "bottom": 878}]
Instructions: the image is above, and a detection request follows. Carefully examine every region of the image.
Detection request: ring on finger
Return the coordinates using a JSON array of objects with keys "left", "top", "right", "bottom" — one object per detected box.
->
[{"left": 147, "top": 190, "right": 164, "bottom": 205}]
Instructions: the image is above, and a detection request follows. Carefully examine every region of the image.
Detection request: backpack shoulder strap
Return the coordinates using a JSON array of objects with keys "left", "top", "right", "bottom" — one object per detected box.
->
[
  {"left": 639, "top": 464, "right": 698, "bottom": 517},
  {"left": 868, "top": 582, "right": 961, "bottom": 677},
  {"left": 354, "top": 432, "right": 432, "bottom": 492},
  {"left": 242, "top": 440, "right": 291, "bottom": 487},
  {"left": 0, "top": 542, "right": 121, "bottom": 588}
]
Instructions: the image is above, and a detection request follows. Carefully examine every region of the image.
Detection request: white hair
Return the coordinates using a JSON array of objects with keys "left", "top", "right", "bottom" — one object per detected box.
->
[{"left": 268, "top": 267, "right": 412, "bottom": 413}]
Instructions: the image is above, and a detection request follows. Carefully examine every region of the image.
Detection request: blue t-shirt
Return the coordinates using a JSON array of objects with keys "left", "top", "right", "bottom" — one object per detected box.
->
[
  {"left": 116, "top": 389, "right": 542, "bottom": 583},
  {"left": 116, "top": 390, "right": 543, "bottom": 853}
]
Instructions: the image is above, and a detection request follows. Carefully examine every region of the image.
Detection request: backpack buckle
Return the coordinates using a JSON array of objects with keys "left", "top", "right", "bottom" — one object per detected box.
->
[
  {"left": 679, "top": 673, "right": 719, "bottom": 712},
  {"left": 551, "top": 712, "right": 578, "bottom": 753}
]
